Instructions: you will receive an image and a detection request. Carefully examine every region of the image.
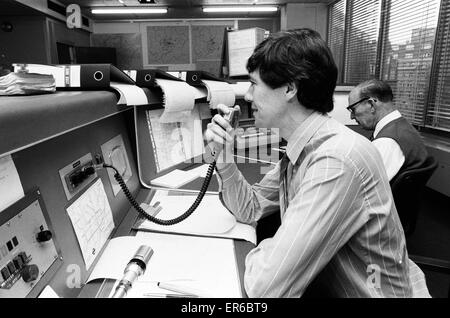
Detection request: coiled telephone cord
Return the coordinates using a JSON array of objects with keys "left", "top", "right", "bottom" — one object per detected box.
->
[{"left": 102, "top": 162, "right": 216, "bottom": 226}]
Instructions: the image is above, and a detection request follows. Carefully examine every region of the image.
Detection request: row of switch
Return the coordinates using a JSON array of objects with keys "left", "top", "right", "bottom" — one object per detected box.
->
[
  {"left": 0, "top": 236, "right": 19, "bottom": 260},
  {"left": 1, "top": 252, "right": 27, "bottom": 281}
]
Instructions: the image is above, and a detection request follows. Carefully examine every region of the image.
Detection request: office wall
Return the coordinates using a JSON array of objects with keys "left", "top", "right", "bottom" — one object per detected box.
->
[
  {"left": 0, "top": 15, "right": 91, "bottom": 67},
  {"left": 91, "top": 32, "right": 143, "bottom": 70},
  {"left": 280, "top": 3, "right": 328, "bottom": 38},
  {"left": 237, "top": 18, "right": 280, "bottom": 33},
  {"left": 330, "top": 89, "right": 353, "bottom": 125},
  {"left": 47, "top": 18, "right": 90, "bottom": 64},
  {"left": 92, "top": 21, "right": 232, "bottom": 74},
  {"left": 0, "top": 16, "right": 49, "bottom": 66},
  {"left": 92, "top": 18, "right": 279, "bottom": 75}
]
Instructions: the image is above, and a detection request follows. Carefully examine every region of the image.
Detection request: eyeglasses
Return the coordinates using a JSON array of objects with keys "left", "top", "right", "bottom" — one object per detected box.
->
[{"left": 347, "top": 97, "right": 370, "bottom": 113}]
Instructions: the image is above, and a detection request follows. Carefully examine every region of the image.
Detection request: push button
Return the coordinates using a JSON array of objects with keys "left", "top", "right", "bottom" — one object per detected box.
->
[
  {"left": 21, "top": 264, "right": 39, "bottom": 283},
  {"left": 36, "top": 230, "right": 52, "bottom": 243},
  {"left": 6, "top": 261, "right": 16, "bottom": 274},
  {"left": 13, "top": 255, "right": 24, "bottom": 270},
  {"left": 1, "top": 267, "right": 10, "bottom": 280},
  {"left": 18, "top": 251, "right": 28, "bottom": 263}
]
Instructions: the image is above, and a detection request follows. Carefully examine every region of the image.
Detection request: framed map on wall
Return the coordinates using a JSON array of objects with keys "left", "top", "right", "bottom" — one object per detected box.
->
[
  {"left": 142, "top": 21, "right": 234, "bottom": 73},
  {"left": 146, "top": 25, "right": 190, "bottom": 65},
  {"left": 191, "top": 25, "right": 228, "bottom": 76}
]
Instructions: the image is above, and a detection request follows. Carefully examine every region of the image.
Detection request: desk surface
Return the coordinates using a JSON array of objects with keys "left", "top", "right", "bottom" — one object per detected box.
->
[
  {"left": 78, "top": 155, "right": 276, "bottom": 298},
  {"left": 78, "top": 187, "right": 255, "bottom": 298}
]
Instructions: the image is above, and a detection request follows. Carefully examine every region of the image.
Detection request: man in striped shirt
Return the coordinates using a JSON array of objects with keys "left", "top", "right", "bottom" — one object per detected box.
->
[{"left": 205, "top": 28, "right": 430, "bottom": 297}]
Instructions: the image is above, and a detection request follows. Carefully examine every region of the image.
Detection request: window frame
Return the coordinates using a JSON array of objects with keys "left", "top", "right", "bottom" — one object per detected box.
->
[{"left": 328, "top": 0, "right": 447, "bottom": 134}]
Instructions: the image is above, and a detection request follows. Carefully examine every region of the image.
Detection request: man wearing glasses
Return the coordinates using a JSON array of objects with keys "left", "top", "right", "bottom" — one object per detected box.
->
[{"left": 347, "top": 79, "right": 428, "bottom": 181}]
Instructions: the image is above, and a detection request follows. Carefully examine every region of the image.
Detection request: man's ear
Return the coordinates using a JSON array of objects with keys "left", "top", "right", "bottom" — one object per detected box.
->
[{"left": 285, "top": 82, "right": 298, "bottom": 101}]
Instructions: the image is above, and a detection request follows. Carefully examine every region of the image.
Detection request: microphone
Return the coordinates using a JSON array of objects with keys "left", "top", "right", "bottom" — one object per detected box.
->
[{"left": 111, "top": 245, "right": 154, "bottom": 298}]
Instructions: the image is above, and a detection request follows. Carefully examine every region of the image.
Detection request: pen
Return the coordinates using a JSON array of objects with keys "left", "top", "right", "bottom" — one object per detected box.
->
[{"left": 157, "top": 282, "right": 208, "bottom": 298}]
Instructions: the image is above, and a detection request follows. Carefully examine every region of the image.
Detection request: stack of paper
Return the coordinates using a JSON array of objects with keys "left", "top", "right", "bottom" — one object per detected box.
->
[{"left": 0, "top": 72, "right": 56, "bottom": 95}]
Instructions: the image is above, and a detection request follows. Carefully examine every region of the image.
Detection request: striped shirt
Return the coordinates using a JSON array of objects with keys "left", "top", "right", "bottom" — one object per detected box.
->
[{"left": 217, "top": 111, "right": 430, "bottom": 298}]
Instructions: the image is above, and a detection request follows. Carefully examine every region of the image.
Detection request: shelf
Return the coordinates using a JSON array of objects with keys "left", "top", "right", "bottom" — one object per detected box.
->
[{"left": 0, "top": 88, "right": 161, "bottom": 157}]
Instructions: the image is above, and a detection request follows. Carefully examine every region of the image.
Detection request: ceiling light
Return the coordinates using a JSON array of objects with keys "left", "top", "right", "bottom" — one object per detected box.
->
[
  {"left": 203, "top": 6, "right": 278, "bottom": 13},
  {"left": 91, "top": 8, "right": 167, "bottom": 14}
]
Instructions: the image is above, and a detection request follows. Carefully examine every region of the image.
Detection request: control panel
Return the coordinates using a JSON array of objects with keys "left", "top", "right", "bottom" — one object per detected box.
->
[
  {"left": 0, "top": 190, "right": 62, "bottom": 298},
  {"left": 59, "top": 153, "right": 98, "bottom": 201}
]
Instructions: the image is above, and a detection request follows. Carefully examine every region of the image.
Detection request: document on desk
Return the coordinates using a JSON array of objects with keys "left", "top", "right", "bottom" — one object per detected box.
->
[
  {"left": 185, "top": 164, "right": 216, "bottom": 179},
  {"left": 66, "top": 179, "right": 115, "bottom": 270},
  {"left": 88, "top": 234, "right": 242, "bottom": 298},
  {"left": 0, "top": 154, "right": 24, "bottom": 213},
  {"left": 150, "top": 164, "right": 215, "bottom": 189},
  {"left": 150, "top": 169, "right": 200, "bottom": 188},
  {"left": 138, "top": 192, "right": 236, "bottom": 234}
]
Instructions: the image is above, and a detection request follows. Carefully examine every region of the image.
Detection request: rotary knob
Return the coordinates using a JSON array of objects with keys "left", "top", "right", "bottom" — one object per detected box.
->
[
  {"left": 21, "top": 264, "right": 39, "bottom": 283},
  {"left": 36, "top": 230, "right": 52, "bottom": 242}
]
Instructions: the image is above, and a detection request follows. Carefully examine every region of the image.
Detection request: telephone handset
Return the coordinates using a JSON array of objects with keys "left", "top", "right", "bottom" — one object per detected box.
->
[
  {"left": 100, "top": 106, "right": 240, "bottom": 226},
  {"left": 223, "top": 107, "right": 240, "bottom": 130}
]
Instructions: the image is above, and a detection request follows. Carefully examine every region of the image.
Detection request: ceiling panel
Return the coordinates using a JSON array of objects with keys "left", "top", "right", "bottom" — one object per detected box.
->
[
  {"left": 0, "top": 0, "right": 333, "bottom": 21},
  {"left": 53, "top": 0, "right": 333, "bottom": 20},
  {"left": 55, "top": 0, "right": 333, "bottom": 8}
]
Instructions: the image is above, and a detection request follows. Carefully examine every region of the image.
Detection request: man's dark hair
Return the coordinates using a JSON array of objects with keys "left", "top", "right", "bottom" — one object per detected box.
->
[
  {"left": 357, "top": 79, "right": 394, "bottom": 103},
  {"left": 246, "top": 28, "right": 338, "bottom": 113}
]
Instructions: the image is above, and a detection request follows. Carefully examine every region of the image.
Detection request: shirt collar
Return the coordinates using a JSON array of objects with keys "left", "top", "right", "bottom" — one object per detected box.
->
[
  {"left": 285, "top": 111, "right": 330, "bottom": 164},
  {"left": 373, "top": 110, "right": 401, "bottom": 138}
]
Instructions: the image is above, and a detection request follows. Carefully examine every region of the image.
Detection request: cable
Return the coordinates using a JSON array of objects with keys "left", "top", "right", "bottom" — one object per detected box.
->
[
  {"left": 100, "top": 162, "right": 216, "bottom": 226},
  {"left": 91, "top": 107, "right": 238, "bottom": 226}
]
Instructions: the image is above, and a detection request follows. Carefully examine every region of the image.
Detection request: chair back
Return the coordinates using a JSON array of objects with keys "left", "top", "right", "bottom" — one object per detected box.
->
[{"left": 390, "top": 155, "right": 438, "bottom": 236}]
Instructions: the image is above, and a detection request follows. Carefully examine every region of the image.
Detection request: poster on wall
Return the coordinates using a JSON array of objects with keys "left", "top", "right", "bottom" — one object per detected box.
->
[
  {"left": 146, "top": 25, "right": 190, "bottom": 65},
  {"left": 191, "top": 25, "right": 227, "bottom": 76}
]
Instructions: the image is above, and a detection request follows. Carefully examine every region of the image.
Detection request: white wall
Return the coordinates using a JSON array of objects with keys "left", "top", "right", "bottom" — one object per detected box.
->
[
  {"left": 280, "top": 3, "right": 328, "bottom": 38},
  {"left": 330, "top": 89, "right": 354, "bottom": 125}
]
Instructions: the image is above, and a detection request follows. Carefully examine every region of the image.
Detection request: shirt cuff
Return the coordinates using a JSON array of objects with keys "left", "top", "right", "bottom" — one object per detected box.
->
[{"left": 215, "top": 163, "right": 239, "bottom": 190}]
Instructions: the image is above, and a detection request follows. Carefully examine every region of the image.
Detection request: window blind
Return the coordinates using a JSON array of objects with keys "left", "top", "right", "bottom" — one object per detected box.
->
[
  {"left": 344, "top": 0, "right": 381, "bottom": 84},
  {"left": 427, "top": 0, "right": 450, "bottom": 131},
  {"left": 380, "top": 0, "right": 440, "bottom": 126},
  {"left": 328, "top": 0, "right": 346, "bottom": 83}
]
